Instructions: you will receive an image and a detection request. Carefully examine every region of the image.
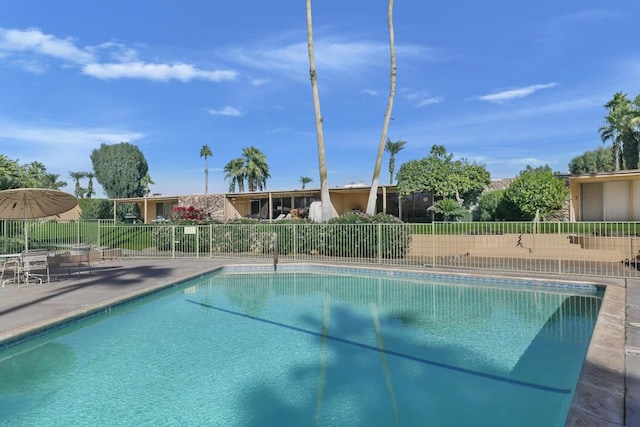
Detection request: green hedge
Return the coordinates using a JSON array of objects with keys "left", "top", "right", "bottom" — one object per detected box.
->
[{"left": 148, "top": 214, "right": 412, "bottom": 258}]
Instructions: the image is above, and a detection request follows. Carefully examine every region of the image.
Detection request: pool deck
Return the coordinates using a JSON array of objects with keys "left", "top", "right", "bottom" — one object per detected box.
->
[{"left": 0, "top": 258, "right": 637, "bottom": 426}]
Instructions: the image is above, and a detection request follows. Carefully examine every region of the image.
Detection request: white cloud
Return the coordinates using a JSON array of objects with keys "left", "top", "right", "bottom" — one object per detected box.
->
[
  {"left": 478, "top": 156, "right": 547, "bottom": 166},
  {"left": 251, "top": 77, "right": 270, "bottom": 86},
  {"left": 82, "top": 62, "right": 237, "bottom": 82},
  {"left": 0, "top": 27, "right": 94, "bottom": 64},
  {"left": 0, "top": 122, "right": 143, "bottom": 147},
  {"left": 208, "top": 106, "right": 244, "bottom": 117},
  {"left": 477, "top": 83, "right": 558, "bottom": 103},
  {"left": 550, "top": 9, "right": 618, "bottom": 27},
  {"left": 400, "top": 88, "right": 443, "bottom": 107},
  {"left": 361, "top": 89, "right": 378, "bottom": 96},
  {"left": 0, "top": 27, "right": 238, "bottom": 84},
  {"left": 92, "top": 42, "right": 140, "bottom": 62},
  {"left": 225, "top": 38, "right": 427, "bottom": 81},
  {"left": 415, "top": 97, "right": 444, "bottom": 107},
  {"left": 0, "top": 120, "right": 144, "bottom": 182}
]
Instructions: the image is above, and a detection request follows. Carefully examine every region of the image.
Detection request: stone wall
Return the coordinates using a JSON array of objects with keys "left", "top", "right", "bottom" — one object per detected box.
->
[{"left": 178, "top": 194, "right": 226, "bottom": 221}]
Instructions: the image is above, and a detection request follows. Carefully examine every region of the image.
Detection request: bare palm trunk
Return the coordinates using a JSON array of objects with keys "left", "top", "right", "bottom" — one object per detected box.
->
[
  {"left": 204, "top": 160, "right": 209, "bottom": 194},
  {"left": 366, "top": 0, "right": 396, "bottom": 215},
  {"left": 307, "top": 0, "right": 332, "bottom": 222}
]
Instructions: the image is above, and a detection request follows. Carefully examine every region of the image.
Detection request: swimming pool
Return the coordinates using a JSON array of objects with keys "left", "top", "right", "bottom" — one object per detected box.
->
[{"left": 0, "top": 265, "right": 602, "bottom": 426}]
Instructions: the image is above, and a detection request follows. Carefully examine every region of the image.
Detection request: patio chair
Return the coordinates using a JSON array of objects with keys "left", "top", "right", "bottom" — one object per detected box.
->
[
  {"left": 20, "top": 250, "right": 51, "bottom": 285},
  {"left": 52, "top": 246, "right": 92, "bottom": 277},
  {"left": 1, "top": 256, "right": 21, "bottom": 287}
]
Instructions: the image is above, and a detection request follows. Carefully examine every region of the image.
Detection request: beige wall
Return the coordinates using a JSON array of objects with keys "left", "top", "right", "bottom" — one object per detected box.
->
[{"left": 570, "top": 173, "right": 640, "bottom": 221}]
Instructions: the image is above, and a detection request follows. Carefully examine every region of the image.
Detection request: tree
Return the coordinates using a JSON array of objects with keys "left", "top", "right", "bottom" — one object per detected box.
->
[
  {"left": 140, "top": 173, "right": 155, "bottom": 196},
  {"left": 24, "top": 161, "right": 47, "bottom": 187},
  {"left": 427, "top": 198, "right": 467, "bottom": 222},
  {"left": 91, "top": 142, "right": 149, "bottom": 198},
  {"left": 299, "top": 176, "right": 313, "bottom": 189},
  {"left": 242, "top": 146, "right": 270, "bottom": 192},
  {"left": 0, "top": 155, "right": 22, "bottom": 190},
  {"left": 503, "top": 165, "right": 569, "bottom": 220},
  {"left": 395, "top": 145, "right": 490, "bottom": 207},
  {"left": 224, "top": 158, "right": 246, "bottom": 192},
  {"left": 40, "top": 173, "right": 67, "bottom": 190},
  {"left": 306, "top": 0, "right": 333, "bottom": 222},
  {"left": 79, "top": 198, "right": 113, "bottom": 219},
  {"left": 366, "top": 0, "right": 397, "bottom": 215},
  {"left": 473, "top": 190, "right": 505, "bottom": 221},
  {"left": 568, "top": 146, "right": 615, "bottom": 174},
  {"left": 385, "top": 139, "right": 406, "bottom": 184},
  {"left": 69, "top": 171, "right": 86, "bottom": 198},
  {"left": 85, "top": 172, "right": 95, "bottom": 198},
  {"left": 599, "top": 92, "right": 633, "bottom": 171},
  {"left": 200, "top": 145, "right": 213, "bottom": 194}
]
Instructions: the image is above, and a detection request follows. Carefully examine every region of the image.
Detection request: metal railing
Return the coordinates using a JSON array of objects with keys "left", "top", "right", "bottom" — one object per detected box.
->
[{"left": 2, "top": 219, "right": 639, "bottom": 278}]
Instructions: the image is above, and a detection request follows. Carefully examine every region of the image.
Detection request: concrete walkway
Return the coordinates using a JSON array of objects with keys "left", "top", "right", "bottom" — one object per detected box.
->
[{"left": 0, "top": 259, "right": 637, "bottom": 426}]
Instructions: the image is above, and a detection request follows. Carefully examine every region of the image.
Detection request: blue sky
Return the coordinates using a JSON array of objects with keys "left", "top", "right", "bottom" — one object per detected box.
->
[{"left": 1, "top": 1, "right": 639, "bottom": 198}]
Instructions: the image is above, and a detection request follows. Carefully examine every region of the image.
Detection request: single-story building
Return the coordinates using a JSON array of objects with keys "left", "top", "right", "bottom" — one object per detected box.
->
[
  {"left": 111, "top": 185, "right": 436, "bottom": 223},
  {"left": 569, "top": 170, "right": 640, "bottom": 221}
]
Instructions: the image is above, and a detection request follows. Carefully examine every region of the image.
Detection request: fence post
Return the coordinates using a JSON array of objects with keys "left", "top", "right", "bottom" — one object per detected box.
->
[
  {"left": 431, "top": 223, "right": 436, "bottom": 267},
  {"left": 196, "top": 224, "right": 200, "bottom": 259},
  {"left": 377, "top": 223, "right": 382, "bottom": 264},
  {"left": 209, "top": 224, "right": 213, "bottom": 259},
  {"left": 293, "top": 223, "right": 298, "bottom": 261},
  {"left": 557, "top": 221, "right": 562, "bottom": 275},
  {"left": 171, "top": 226, "right": 176, "bottom": 259}
]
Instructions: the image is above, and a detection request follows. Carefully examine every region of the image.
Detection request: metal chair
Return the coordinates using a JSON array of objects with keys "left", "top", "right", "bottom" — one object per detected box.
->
[
  {"left": 20, "top": 250, "right": 51, "bottom": 285},
  {"left": 1, "top": 256, "right": 21, "bottom": 287}
]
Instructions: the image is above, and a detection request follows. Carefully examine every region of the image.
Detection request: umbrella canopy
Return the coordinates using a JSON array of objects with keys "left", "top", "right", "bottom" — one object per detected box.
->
[
  {"left": 0, "top": 188, "right": 78, "bottom": 219},
  {"left": 0, "top": 188, "right": 78, "bottom": 251}
]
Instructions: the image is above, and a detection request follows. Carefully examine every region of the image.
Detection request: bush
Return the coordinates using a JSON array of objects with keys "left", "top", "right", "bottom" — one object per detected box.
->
[
  {"left": 323, "top": 212, "right": 411, "bottom": 259},
  {"left": 0, "top": 236, "right": 24, "bottom": 253},
  {"left": 149, "top": 214, "right": 411, "bottom": 258},
  {"left": 474, "top": 190, "right": 504, "bottom": 221},
  {"left": 79, "top": 198, "right": 113, "bottom": 220},
  {"left": 169, "top": 206, "right": 210, "bottom": 223}
]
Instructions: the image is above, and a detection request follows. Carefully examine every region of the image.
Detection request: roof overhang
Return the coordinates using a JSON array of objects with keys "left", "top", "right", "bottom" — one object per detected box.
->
[{"left": 569, "top": 169, "right": 640, "bottom": 184}]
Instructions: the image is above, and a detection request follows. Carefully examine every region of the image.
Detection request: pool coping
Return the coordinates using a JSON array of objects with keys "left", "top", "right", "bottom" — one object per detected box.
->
[{"left": 0, "top": 261, "right": 626, "bottom": 426}]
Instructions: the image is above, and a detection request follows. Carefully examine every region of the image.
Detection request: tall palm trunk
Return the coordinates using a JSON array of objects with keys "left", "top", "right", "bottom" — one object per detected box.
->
[
  {"left": 204, "top": 159, "right": 209, "bottom": 194},
  {"left": 366, "top": 0, "right": 396, "bottom": 215},
  {"left": 306, "top": 0, "right": 332, "bottom": 222}
]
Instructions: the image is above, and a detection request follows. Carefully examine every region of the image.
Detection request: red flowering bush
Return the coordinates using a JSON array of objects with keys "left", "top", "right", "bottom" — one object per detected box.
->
[{"left": 169, "top": 206, "right": 209, "bottom": 223}]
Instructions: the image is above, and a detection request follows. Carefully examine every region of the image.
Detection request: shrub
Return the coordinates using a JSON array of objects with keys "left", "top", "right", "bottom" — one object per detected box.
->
[
  {"left": 323, "top": 212, "right": 411, "bottom": 258},
  {"left": 0, "top": 236, "right": 24, "bottom": 253},
  {"left": 79, "top": 198, "right": 113, "bottom": 220}
]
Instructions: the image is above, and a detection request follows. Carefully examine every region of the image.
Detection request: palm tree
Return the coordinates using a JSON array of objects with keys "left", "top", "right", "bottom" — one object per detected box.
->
[
  {"left": 69, "top": 171, "right": 86, "bottom": 198},
  {"left": 200, "top": 145, "right": 213, "bottom": 194},
  {"left": 366, "top": 0, "right": 397, "bottom": 215},
  {"left": 140, "top": 173, "right": 154, "bottom": 196},
  {"left": 427, "top": 198, "right": 467, "bottom": 222},
  {"left": 85, "top": 172, "right": 95, "bottom": 198},
  {"left": 599, "top": 92, "right": 632, "bottom": 171},
  {"left": 299, "top": 176, "right": 313, "bottom": 189},
  {"left": 384, "top": 139, "right": 407, "bottom": 184},
  {"left": 40, "top": 173, "right": 67, "bottom": 190},
  {"left": 25, "top": 161, "right": 47, "bottom": 187},
  {"left": 224, "top": 158, "right": 246, "bottom": 192},
  {"left": 306, "top": 0, "right": 333, "bottom": 222},
  {"left": 242, "top": 146, "right": 270, "bottom": 192}
]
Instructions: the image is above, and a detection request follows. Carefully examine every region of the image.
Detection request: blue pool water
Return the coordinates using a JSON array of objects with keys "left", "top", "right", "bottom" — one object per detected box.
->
[{"left": 0, "top": 266, "right": 602, "bottom": 426}]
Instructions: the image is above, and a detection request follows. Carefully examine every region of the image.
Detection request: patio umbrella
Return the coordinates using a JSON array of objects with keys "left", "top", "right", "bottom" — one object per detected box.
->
[{"left": 0, "top": 188, "right": 78, "bottom": 251}]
